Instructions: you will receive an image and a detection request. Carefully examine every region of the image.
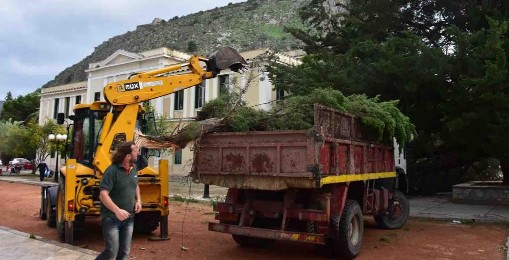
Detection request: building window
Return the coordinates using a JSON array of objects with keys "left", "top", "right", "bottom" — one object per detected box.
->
[
  {"left": 218, "top": 74, "right": 230, "bottom": 95},
  {"left": 75, "top": 95, "right": 82, "bottom": 105},
  {"left": 276, "top": 89, "right": 285, "bottom": 100},
  {"left": 53, "top": 98, "right": 59, "bottom": 119},
  {"left": 195, "top": 83, "right": 205, "bottom": 108},
  {"left": 174, "top": 90, "right": 184, "bottom": 110},
  {"left": 94, "top": 92, "right": 101, "bottom": 101},
  {"left": 65, "top": 97, "right": 70, "bottom": 117},
  {"left": 174, "top": 149, "right": 182, "bottom": 164}
]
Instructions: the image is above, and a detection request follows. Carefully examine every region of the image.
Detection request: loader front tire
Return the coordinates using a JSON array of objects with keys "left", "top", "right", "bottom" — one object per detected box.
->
[{"left": 46, "top": 195, "right": 56, "bottom": 228}]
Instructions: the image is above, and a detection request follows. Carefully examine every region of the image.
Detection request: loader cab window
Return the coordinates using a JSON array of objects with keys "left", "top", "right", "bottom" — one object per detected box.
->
[{"left": 69, "top": 109, "right": 106, "bottom": 168}]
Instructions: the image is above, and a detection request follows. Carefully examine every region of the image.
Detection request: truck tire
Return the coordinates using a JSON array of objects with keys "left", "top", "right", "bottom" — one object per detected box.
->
[
  {"left": 134, "top": 212, "right": 160, "bottom": 234},
  {"left": 46, "top": 195, "right": 56, "bottom": 228},
  {"left": 327, "top": 200, "right": 363, "bottom": 260},
  {"left": 374, "top": 190, "right": 410, "bottom": 229}
]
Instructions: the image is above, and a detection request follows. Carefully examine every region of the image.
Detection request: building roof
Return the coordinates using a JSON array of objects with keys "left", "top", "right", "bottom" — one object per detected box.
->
[
  {"left": 40, "top": 81, "right": 88, "bottom": 95},
  {"left": 86, "top": 47, "right": 191, "bottom": 72}
]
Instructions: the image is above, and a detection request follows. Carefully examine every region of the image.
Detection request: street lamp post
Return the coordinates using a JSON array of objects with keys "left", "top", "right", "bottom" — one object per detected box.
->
[{"left": 49, "top": 133, "right": 67, "bottom": 183}]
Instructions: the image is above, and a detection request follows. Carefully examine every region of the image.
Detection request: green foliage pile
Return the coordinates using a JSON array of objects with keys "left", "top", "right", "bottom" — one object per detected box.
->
[{"left": 201, "top": 89, "right": 415, "bottom": 146}]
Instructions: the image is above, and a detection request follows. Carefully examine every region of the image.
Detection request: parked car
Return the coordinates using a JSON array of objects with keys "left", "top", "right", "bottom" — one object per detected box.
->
[{"left": 9, "top": 158, "right": 32, "bottom": 170}]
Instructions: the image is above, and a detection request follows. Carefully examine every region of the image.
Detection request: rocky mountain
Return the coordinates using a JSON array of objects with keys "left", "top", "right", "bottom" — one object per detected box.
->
[{"left": 43, "top": 0, "right": 309, "bottom": 88}]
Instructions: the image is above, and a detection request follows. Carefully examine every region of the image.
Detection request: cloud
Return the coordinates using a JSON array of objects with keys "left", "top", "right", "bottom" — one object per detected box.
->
[
  {"left": 0, "top": 0, "right": 247, "bottom": 100},
  {"left": 6, "top": 57, "right": 67, "bottom": 76}
]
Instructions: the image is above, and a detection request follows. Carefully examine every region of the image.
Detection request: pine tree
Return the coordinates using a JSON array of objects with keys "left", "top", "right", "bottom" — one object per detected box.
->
[{"left": 269, "top": 0, "right": 509, "bottom": 183}]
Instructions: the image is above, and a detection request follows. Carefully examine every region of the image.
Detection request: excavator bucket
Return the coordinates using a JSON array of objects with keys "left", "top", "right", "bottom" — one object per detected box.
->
[{"left": 206, "top": 47, "right": 248, "bottom": 74}]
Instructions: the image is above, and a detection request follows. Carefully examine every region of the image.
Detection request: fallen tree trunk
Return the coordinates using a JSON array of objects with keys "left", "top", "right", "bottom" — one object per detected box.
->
[{"left": 135, "top": 118, "right": 225, "bottom": 149}]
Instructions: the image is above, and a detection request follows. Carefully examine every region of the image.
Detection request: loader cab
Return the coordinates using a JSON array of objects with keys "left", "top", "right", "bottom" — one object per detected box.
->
[
  {"left": 68, "top": 102, "right": 110, "bottom": 168},
  {"left": 67, "top": 102, "right": 153, "bottom": 170}
]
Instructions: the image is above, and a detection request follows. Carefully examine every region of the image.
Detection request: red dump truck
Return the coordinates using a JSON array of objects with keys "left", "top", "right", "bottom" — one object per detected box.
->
[{"left": 192, "top": 104, "right": 410, "bottom": 259}]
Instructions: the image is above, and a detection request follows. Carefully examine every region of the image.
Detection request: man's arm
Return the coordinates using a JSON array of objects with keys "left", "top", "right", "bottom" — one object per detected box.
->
[
  {"left": 99, "top": 190, "right": 131, "bottom": 221},
  {"left": 134, "top": 185, "right": 142, "bottom": 213}
]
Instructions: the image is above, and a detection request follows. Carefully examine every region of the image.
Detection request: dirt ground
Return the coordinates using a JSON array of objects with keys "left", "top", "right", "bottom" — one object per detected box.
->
[{"left": 0, "top": 181, "right": 506, "bottom": 260}]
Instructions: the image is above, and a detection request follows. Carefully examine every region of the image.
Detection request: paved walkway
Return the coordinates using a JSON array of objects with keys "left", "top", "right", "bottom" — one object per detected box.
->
[
  {"left": 1, "top": 172, "right": 509, "bottom": 259},
  {"left": 0, "top": 226, "right": 97, "bottom": 260},
  {"left": 410, "top": 195, "right": 509, "bottom": 223}
]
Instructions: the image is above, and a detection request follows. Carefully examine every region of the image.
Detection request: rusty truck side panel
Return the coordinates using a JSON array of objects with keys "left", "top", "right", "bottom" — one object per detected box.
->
[{"left": 193, "top": 104, "right": 395, "bottom": 190}]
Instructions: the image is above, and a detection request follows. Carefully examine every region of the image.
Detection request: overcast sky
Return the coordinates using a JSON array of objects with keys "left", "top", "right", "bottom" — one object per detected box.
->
[{"left": 0, "top": 0, "right": 246, "bottom": 100}]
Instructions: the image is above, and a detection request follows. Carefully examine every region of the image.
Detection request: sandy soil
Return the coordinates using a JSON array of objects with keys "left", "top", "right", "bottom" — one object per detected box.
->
[{"left": 0, "top": 181, "right": 506, "bottom": 260}]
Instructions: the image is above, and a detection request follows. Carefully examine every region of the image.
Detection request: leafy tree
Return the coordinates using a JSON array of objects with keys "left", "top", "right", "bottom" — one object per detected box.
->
[
  {"left": 269, "top": 0, "right": 509, "bottom": 184},
  {"left": 0, "top": 119, "right": 22, "bottom": 163},
  {"left": 0, "top": 90, "right": 40, "bottom": 122},
  {"left": 27, "top": 120, "right": 66, "bottom": 172},
  {"left": 0, "top": 119, "right": 64, "bottom": 173},
  {"left": 5, "top": 91, "right": 12, "bottom": 101}
]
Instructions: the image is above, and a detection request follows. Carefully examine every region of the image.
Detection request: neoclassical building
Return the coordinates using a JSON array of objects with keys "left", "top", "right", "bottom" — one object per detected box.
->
[{"left": 39, "top": 47, "right": 302, "bottom": 175}]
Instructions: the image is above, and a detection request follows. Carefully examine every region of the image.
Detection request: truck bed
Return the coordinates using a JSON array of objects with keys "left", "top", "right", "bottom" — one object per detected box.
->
[{"left": 192, "top": 104, "right": 395, "bottom": 190}]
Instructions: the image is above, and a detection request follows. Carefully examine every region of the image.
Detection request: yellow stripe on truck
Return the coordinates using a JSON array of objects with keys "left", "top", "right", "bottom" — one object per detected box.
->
[{"left": 320, "top": 171, "right": 396, "bottom": 186}]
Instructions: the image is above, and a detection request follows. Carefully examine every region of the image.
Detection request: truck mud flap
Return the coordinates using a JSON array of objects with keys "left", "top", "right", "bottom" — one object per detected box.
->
[{"left": 209, "top": 223, "right": 325, "bottom": 245}]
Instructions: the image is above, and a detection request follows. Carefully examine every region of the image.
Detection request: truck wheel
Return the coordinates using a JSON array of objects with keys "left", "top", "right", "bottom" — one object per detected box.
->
[
  {"left": 46, "top": 195, "right": 56, "bottom": 228},
  {"left": 327, "top": 200, "right": 363, "bottom": 260},
  {"left": 374, "top": 190, "right": 409, "bottom": 229},
  {"left": 134, "top": 212, "right": 160, "bottom": 234}
]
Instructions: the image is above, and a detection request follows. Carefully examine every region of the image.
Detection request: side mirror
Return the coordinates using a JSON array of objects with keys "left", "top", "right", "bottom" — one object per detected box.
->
[
  {"left": 68, "top": 115, "right": 76, "bottom": 121},
  {"left": 57, "top": 113, "right": 65, "bottom": 125}
]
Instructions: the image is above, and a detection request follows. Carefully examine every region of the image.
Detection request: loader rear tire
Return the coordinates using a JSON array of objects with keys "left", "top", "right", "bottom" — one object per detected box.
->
[
  {"left": 39, "top": 207, "right": 46, "bottom": 220},
  {"left": 134, "top": 212, "right": 160, "bottom": 234},
  {"left": 46, "top": 195, "right": 56, "bottom": 228}
]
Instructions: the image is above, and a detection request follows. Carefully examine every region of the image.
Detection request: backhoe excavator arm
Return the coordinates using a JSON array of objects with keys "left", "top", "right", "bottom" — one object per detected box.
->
[{"left": 93, "top": 47, "right": 247, "bottom": 173}]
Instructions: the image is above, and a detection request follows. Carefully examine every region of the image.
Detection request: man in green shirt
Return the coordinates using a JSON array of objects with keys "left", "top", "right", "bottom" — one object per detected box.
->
[{"left": 96, "top": 141, "right": 142, "bottom": 260}]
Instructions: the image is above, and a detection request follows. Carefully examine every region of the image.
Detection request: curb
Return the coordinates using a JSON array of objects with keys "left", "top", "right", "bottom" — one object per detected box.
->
[
  {"left": 0, "top": 177, "right": 56, "bottom": 187},
  {"left": 0, "top": 226, "right": 98, "bottom": 256},
  {"left": 409, "top": 215, "right": 509, "bottom": 225}
]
